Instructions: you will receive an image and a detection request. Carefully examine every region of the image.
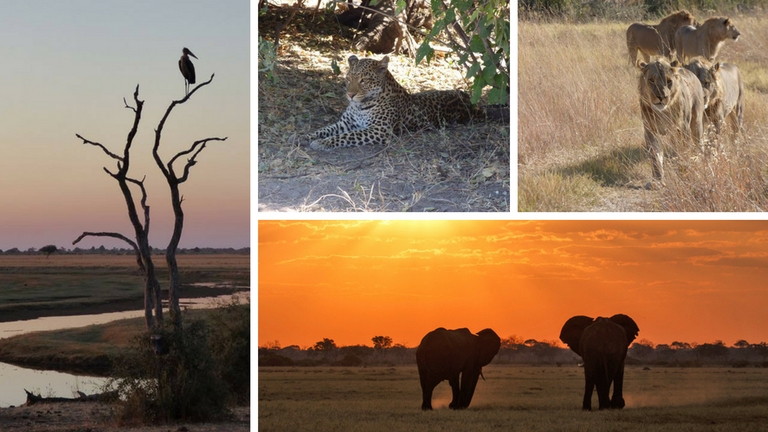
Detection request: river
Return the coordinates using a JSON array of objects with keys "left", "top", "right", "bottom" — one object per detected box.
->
[{"left": 0, "top": 290, "right": 248, "bottom": 407}]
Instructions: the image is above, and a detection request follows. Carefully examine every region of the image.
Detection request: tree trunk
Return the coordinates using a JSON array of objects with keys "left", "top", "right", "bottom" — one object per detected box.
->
[
  {"left": 74, "top": 86, "right": 163, "bottom": 332},
  {"left": 151, "top": 75, "right": 227, "bottom": 331}
]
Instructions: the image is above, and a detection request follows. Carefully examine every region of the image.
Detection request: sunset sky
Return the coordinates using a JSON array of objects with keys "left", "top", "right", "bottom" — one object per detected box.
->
[
  {"left": 259, "top": 220, "right": 768, "bottom": 349},
  {"left": 0, "top": 1, "right": 249, "bottom": 250}
]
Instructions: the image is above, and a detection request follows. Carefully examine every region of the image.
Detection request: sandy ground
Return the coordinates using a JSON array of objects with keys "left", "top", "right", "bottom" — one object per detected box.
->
[{"left": 0, "top": 403, "right": 250, "bottom": 432}]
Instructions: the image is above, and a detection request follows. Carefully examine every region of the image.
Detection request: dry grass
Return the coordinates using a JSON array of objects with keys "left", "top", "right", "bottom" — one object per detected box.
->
[
  {"left": 258, "top": 8, "right": 509, "bottom": 212},
  {"left": 519, "top": 13, "right": 768, "bottom": 212},
  {"left": 259, "top": 365, "right": 768, "bottom": 431}
]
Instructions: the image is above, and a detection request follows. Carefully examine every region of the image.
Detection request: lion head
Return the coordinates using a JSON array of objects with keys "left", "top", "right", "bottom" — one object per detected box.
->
[
  {"left": 345, "top": 55, "right": 391, "bottom": 103},
  {"left": 637, "top": 59, "right": 681, "bottom": 111},
  {"left": 660, "top": 10, "right": 698, "bottom": 28},
  {"left": 706, "top": 17, "right": 741, "bottom": 42},
  {"left": 683, "top": 59, "right": 717, "bottom": 108}
]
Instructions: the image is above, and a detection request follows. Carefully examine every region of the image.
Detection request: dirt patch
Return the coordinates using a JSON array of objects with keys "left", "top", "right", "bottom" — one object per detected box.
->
[
  {"left": 258, "top": 7, "right": 510, "bottom": 212},
  {"left": 0, "top": 403, "right": 249, "bottom": 432}
]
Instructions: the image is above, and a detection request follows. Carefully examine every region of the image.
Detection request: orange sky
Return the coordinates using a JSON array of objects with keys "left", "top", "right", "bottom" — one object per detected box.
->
[{"left": 258, "top": 220, "right": 768, "bottom": 349}]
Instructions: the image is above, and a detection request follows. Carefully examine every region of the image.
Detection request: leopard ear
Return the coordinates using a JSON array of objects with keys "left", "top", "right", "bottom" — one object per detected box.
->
[
  {"left": 348, "top": 55, "right": 359, "bottom": 68},
  {"left": 377, "top": 56, "right": 390, "bottom": 74}
]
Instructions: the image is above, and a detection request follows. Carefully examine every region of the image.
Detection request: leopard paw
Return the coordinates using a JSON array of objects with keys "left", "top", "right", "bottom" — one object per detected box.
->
[{"left": 309, "top": 140, "right": 331, "bottom": 151}]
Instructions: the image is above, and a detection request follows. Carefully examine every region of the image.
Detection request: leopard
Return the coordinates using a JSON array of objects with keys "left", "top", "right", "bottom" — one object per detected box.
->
[{"left": 304, "top": 55, "right": 477, "bottom": 151}]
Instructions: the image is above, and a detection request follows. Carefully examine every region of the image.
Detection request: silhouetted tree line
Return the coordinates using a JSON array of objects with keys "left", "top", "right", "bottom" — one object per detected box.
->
[
  {"left": 259, "top": 335, "right": 768, "bottom": 368},
  {"left": 0, "top": 246, "right": 249, "bottom": 256}
]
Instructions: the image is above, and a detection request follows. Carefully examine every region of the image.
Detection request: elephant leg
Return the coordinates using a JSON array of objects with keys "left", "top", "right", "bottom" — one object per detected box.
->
[
  {"left": 419, "top": 374, "right": 438, "bottom": 410},
  {"left": 611, "top": 362, "right": 626, "bottom": 409},
  {"left": 596, "top": 380, "right": 612, "bottom": 410},
  {"left": 448, "top": 375, "right": 461, "bottom": 409},
  {"left": 582, "top": 372, "right": 594, "bottom": 411}
]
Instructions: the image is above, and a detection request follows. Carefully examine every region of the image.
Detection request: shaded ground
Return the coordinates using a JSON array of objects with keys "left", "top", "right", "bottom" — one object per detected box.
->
[
  {"left": 0, "top": 403, "right": 250, "bottom": 432},
  {"left": 258, "top": 7, "right": 510, "bottom": 212}
]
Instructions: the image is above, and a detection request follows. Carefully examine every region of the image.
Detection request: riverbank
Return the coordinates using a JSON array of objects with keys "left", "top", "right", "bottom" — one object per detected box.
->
[
  {"left": 0, "top": 306, "right": 247, "bottom": 376},
  {"left": 0, "top": 254, "right": 249, "bottom": 323},
  {"left": 0, "top": 403, "right": 250, "bottom": 431}
]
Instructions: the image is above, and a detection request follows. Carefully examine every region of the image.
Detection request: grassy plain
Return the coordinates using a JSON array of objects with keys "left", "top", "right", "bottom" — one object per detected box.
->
[
  {"left": 258, "top": 365, "right": 768, "bottom": 431},
  {"left": 518, "top": 13, "right": 768, "bottom": 211},
  {"left": 0, "top": 254, "right": 249, "bottom": 321}
]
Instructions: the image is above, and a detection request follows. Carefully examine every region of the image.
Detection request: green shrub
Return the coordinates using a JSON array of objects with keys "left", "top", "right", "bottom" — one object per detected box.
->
[
  {"left": 207, "top": 299, "right": 250, "bottom": 404},
  {"left": 111, "top": 319, "right": 232, "bottom": 425}
]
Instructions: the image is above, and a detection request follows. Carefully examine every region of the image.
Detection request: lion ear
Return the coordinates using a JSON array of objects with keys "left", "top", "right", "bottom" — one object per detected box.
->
[
  {"left": 712, "top": 62, "right": 721, "bottom": 73},
  {"left": 670, "top": 60, "right": 680, "bottom": 68},
  {"left": 636, "top": 60, "right": 647, "bottom": 70},
  {"left": 724, "top": 18, "right": 731, "bottom": 26}
]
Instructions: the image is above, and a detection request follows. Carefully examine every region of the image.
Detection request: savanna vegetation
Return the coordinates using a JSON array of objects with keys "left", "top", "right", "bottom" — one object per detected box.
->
[
  {"left": 260, "top": 336, "right": 768, "bottom": 368},
  {"left": 259, "top": 365, "right": 768, "bottom": 431},
  {"left": 518, "top": 2, "right": 768, "bottom": 211},
  {"left": 258, "top": 2, "right": 509, "bottom": 212}
]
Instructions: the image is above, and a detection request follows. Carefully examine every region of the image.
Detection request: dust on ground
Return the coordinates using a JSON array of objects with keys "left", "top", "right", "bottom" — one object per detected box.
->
[
  {"left": 0, "top": 403, "right": 249, "bottom": 432},
  {"left": 257, "top": 6, "right": 510, "bottom": 212}
]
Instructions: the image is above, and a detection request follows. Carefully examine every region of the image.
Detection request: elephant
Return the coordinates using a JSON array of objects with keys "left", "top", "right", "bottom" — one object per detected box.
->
[
  {"left": 559, "top": 314, "right": 639, "bottom": 411},
  {"left": 416, "top": 327, "right": 501, "bottom": 410}
]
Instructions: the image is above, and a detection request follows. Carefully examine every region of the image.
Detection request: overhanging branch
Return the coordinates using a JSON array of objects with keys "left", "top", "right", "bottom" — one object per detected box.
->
[
  {"left": 170, "top": 137, "right": 228, "bottom": 183},
  {"left": 76, "top": 134, "right": 123, "bottom": 162}
]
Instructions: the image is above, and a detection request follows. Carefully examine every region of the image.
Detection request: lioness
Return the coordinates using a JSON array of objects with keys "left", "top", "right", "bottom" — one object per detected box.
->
[
  {"left": 684, "top": 59, "right": 745, "bottom": 136},
  {"left": 626, "top": 10, "right": 697, "bottom": 64},
  {"left": 637, "top": 59, "right": 705, "bottom": 182},
  {"left": 675, "top": 17, "right": 740, "bottom": 63}
]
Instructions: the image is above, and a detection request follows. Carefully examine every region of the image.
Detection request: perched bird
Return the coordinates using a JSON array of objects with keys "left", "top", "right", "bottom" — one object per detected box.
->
[{"left": 178, "top": 47, "right": 198, "bottom": 96}]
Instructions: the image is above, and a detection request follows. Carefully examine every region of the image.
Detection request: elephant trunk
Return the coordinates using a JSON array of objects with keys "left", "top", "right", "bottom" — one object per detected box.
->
[{"left": 458, "top": 368, "right": 481, "bottom": 409}]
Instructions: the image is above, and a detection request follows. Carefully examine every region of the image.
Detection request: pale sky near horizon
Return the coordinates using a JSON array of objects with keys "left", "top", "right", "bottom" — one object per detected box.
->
[
  {"left": 0, "top": 0, "right": 249, "bottom": 250},
  {"left": 259, "top": 220, "right": 768, "bottom": 349}
]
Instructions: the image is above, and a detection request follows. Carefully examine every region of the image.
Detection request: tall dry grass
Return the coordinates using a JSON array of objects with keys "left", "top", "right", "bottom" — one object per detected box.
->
[{"left": 519, "top": 13, "right": 768, "bottom": 212}]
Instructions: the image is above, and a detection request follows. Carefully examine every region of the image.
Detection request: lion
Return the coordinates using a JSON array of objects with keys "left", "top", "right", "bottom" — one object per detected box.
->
[
  {"left": 626, "top": 10, "right": 698, "bottom": 64},
  {"left": 684, "top": 59, "right": 745, "bottom": 136},
  {"left": 637, "top": 59, "right": 705, "bottom": 182},
  {"left": 675, "top": 17, "right": 740, "bottom": 63}
]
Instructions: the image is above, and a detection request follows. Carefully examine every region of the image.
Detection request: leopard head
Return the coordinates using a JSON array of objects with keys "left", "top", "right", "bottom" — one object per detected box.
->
[{"left": 345, "top": 55, "right": 390, "bottom": 102}]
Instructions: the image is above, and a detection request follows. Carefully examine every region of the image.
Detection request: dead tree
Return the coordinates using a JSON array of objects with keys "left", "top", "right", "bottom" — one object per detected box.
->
[
  {"left": 152, "top": 73, "right": 227, "bottom": 329},
  {"left": 74, "top": 86, "right": 163, "bottom": 332}
]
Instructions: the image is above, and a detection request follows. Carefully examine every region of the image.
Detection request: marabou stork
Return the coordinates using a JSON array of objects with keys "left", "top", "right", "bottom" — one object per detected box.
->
[{"left": 179, "top": 47, "right": 198, "bottom": 96}]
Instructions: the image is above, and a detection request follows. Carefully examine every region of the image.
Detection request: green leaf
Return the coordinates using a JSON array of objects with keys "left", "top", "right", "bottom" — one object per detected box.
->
[
  {"left": 471, "top": 79, "right": 484, "bottom": 104},
  {"left": 395, "top": 0, "right": 406, "bottom": 15},
  {"left": 444, "top": 8, "right": 455, "bottom": 23},
  {"left": 415, "top": 43, "right": 434, "bottom": 65},
  {"left": 466, "top": 62, "right": 480, "bottom": 79},
  {"left": 487, "top": 87, "right": 508, "bottom": 105},
  {"left": 479, "top": 23, "right": 492, "bottom": 39},
  {"left": 482, "top": 65, "right": 496, "bottom": 82},
  {"left": 469, "top": 35, "right": 485, "bottom": 53}
]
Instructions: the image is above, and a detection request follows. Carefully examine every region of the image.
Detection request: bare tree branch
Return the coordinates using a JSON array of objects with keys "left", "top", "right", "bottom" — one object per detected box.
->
[
  {"left": 168, "top": 137, "right": 229, "bottom": 183},
  {"left": 126, "top": 176, "right": 150, "bottom": 237},
  {"left": 153, "top": 74, "right": 216, "bottom": 180},
  {"left": 76, "top": 134, "right": 124, "bottom": 162},
  {"left": 73, "top": 231, "right": 139, "bottom": 250}
]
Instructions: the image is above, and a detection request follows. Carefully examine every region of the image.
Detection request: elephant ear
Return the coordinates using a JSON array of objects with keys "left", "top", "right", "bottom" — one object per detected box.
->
[
  {"left": 610, "top": 314, "right": 640, "bottom": 347},
  {"left": 476, "top": 328, "right": 501, "bottom": 366},
  {"left": 559, "top": 315, "right": 594, "bottom": 357}
]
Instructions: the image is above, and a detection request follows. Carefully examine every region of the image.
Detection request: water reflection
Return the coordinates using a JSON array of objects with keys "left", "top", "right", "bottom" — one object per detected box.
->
[{"left": 0, "top": 362, "right": 106, "bottom": 407}]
